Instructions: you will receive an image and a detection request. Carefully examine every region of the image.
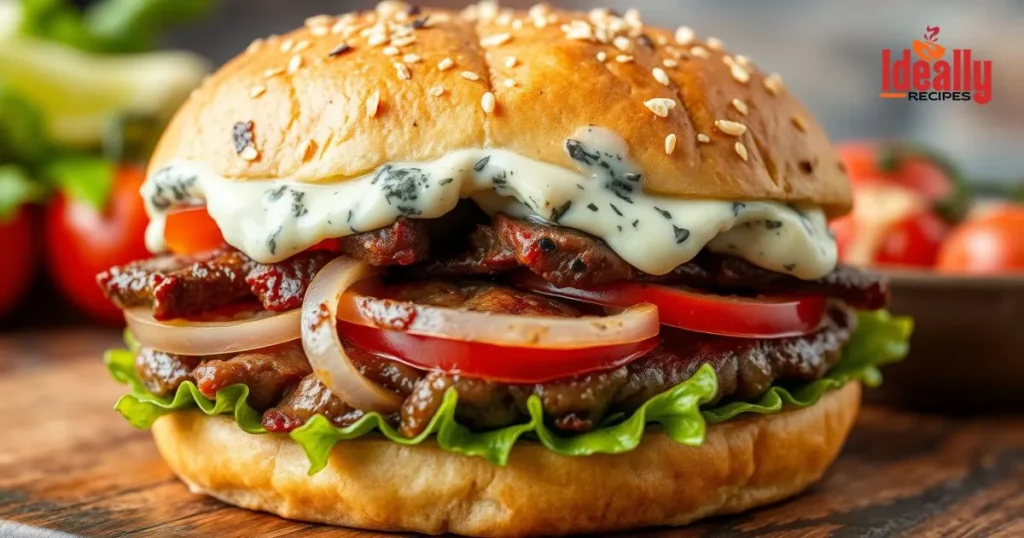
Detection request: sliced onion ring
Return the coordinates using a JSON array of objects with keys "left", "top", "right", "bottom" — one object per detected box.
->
[
  {"left": 124, "top": 307, "right": 301, "bottom": 356},
  {"left": 300, "top": 256, "right": 401, "bottom": 413},
  {"left": 336, "top": 287, "right": 661, "bottom": 349}
]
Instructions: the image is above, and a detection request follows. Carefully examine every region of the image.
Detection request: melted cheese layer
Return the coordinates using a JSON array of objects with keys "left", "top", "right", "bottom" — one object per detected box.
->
[{"left": 142, "top": 127, "right": 837, "bottom": 279}]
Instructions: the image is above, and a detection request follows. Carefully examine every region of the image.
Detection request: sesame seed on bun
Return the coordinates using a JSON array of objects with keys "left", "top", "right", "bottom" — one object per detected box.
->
[{"left": 150, "top": 1, "right": 851, "bottom": 216}]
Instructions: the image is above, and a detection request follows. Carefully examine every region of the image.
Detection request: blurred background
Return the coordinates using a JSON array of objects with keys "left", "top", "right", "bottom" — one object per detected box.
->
[{"left": 0, "top": 0, "right": 1021, "bottom": 330}]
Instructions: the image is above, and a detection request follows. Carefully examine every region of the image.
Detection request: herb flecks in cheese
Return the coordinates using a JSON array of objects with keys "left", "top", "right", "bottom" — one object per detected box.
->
[{"left": 143, "top": 127, "right": 837, "bottom": 279}]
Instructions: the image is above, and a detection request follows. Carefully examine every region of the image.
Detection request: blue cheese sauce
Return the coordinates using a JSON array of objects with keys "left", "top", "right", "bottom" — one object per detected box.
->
[{"left": 142, "top": 126, "right": 837, "bottom": 279}]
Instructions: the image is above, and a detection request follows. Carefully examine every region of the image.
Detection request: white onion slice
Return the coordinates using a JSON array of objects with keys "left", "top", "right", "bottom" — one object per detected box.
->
[
  {"left": 300, "top": 256, "right": 401, "bottom": 413},
  {"left": 337, "top": 289, "right": 660, "bottom": 350},
  {"left": 124, "top": 308, "right": 301, "bottom": 356}
]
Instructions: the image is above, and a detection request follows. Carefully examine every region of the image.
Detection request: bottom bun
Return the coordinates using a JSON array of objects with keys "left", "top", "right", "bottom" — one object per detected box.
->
[{"left": 152, "top": 382, "right": 860, "bottom": 537}]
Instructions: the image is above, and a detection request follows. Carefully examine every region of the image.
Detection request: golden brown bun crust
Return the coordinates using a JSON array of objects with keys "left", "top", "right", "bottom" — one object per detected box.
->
[
  {"left": 152, "top": 381, "right": 860, "bottom": 536},
  {"left": 150, "top": 2, "right": 851, "bottom": 216}
]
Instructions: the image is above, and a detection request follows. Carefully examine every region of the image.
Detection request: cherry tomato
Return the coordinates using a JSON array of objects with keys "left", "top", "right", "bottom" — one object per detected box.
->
[
  {"left": 893, "top": 159, "right": 954, "bottom": 203},
  {"left": 46, "top": 165, "right": 150, "bottom": 324},
  {"left": 937, "top": 206, "right": 1024, "bottom": 274},
  {"left": 829, "top": 179, "right": 947, "bottom": 268},
  {"left": 338, "top": 320, "right": 659, "bottom": 384},
  {"left": 837, "top": 142, "right": 956, "bottom": 204},
  {"left": 164, "top": 206, "right": 226, "bottom": 255},
  {"left": 837, "top": 142, "right": 966, "bottom": 224},
  {"left": 0, "top": 208, "right": 35, "bottom": 317},
  {"left": 875, "top": 210, "right": 950, "bottom": 268},
  {"left": 515, "top": 273, "right": 827, "bottom": 339}
]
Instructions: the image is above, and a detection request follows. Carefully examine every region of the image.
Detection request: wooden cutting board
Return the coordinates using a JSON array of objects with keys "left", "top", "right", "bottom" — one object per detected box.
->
[{"left": 1, "top": 329, "right": 1022, "bottom": 537}]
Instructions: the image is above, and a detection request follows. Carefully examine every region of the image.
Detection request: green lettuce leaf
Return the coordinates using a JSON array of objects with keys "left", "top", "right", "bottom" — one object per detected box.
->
[
  {"left": 292, "top": 365, "right": 715, "bottom": 473},
  {"left": 105, "top": 310, "right": 911, "bottom": 474},
  {"left": 105, "top": 346, "right": 715, "bottom": 472},
  {"left": 106, "top": 347, "right": 265, "bottom": 433}
]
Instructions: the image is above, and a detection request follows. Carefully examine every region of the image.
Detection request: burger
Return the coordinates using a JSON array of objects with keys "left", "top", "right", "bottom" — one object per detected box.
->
[{"left": 98, "top": 2, "right": 912, "bottom": 536}]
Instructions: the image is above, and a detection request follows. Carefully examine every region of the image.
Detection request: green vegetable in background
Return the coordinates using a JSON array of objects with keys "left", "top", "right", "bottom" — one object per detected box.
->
[
  {"left": 0, "top": 77, "right": 123, "bottom": 213},
  {"left": 103, "top": 113, "right": 165, "bottom": 164},
  {"left": 0, "top": 165, "right": 46, "bottom": 221},
  {"left": 0, "top": 0, "right": 212, "bottom": 217},
  {"left": 45, "top": 153, "right": 116, "bottom": 211},
  {"left": 0, "top": 80, "right": 50, "bottom": 166},
  {"left": 0, "top": 80, "right": 50, "bottom": 220},
  {"left": 19, "top": 0, "right": 215, "bottom": 54},
  {"left": 104, "top": 311, "right": 913, "bottom": 475}
]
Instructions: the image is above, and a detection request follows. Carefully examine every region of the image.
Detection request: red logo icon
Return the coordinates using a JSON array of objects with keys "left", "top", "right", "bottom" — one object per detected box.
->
[{"left": 880, "top": 26, "right": 992, "bottom": 104}]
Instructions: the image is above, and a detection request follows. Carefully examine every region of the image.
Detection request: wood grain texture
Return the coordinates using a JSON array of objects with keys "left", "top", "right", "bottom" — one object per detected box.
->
[{"left": 0, "top": 329, "right": 1021, "bottom": 537}]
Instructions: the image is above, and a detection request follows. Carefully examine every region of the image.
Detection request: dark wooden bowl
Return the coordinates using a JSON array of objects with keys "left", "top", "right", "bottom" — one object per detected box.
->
[{"left": 866, "top": 270, "right": 1024, "bottom": 411}]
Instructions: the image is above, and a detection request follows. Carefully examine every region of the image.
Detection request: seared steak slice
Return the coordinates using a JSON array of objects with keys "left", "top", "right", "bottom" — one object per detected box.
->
[{"left": 192, "top": 342, "right": 311, "bottom": 410}]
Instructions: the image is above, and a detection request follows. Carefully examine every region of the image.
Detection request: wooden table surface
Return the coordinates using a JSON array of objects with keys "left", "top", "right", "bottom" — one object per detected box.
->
[{"left": 1, "top": 329, "right": 1022, "bottom": 538}]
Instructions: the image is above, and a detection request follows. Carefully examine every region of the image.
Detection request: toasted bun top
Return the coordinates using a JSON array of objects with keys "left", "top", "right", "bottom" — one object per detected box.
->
[{"left": 150, "top": 1, "right": 851, "bottom": 215}]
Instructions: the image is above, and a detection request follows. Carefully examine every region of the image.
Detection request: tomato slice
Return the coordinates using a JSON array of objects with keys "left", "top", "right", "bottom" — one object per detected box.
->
[
  {"left": 338, "top": 320, "right": 659, "bottom": 383},
  {"left": 164, "top": 206, "right": 226, "bottom": 255},
  {"left": 515, "top": 273, "right": 827, "bottom": 339},
  {"left": 164, "top": 206, "right": 343, "bottom": 256}
]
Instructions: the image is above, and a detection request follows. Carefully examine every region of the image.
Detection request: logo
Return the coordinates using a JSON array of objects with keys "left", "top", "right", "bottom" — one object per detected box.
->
[{"left": 880, "top": 26, "right": 992, "bottom": 104}]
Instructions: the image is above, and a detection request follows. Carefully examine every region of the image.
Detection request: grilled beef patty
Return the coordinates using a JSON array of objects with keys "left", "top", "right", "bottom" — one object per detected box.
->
[
  {"left": 99, "top": 215, "right": 887, "bottom": 320},
  {"left": 418, "top": 214, "right": 888, "bottom": 309},
  {"left": 97, "top": 219, "right": 430, "bottom": 320},
  {"left": 132, "top": 281, "right": 855, "bottom": 436},
  {"left": 110, "top": 211, "right": 876, "bottom": 435}
]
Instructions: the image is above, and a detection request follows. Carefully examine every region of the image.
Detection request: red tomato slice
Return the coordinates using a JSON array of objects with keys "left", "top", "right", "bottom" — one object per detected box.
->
[
  {"left": 164, "top": 206, "right": 342, "bottom": 256},
  {"left": 338, "top": 320, "right": 659, "bottom": 383},
  {"left": 164, "top": 206, "right": 226, "bottom": 255},
  {"left": 515, "top": 274, "right": 827, "bottom": 339}
]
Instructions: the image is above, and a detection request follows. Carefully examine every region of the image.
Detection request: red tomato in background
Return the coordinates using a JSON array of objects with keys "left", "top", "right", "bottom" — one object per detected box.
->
[
  {"left": 830, "top": 179, "right": 949, "bottom": 268},
  {"left": 892, "top": 159, "right": 956, "bottom": 203},
  {"left": 837, "top": 141, "right": 957, "bottom": 204},
  {"left": 45, "top": 165, "right": 150, "bottom": 324},
  {"left": 835, "top": 142, "right": 879, "bottom": 181},
  {"left": 875, "top": 210, "right": 950, "bottom": 267},
  {"left": 831, "top": 209, "right": 948, "bottom": 268},
  {"left": 830, "top": 214, "right": 856, "bottom": 262},
  {"left": 937, "top": 206, "right": 1024, "bottom": 274},
  {"left": 0, "top": 209, "right": 36, "bottom": 317}
]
